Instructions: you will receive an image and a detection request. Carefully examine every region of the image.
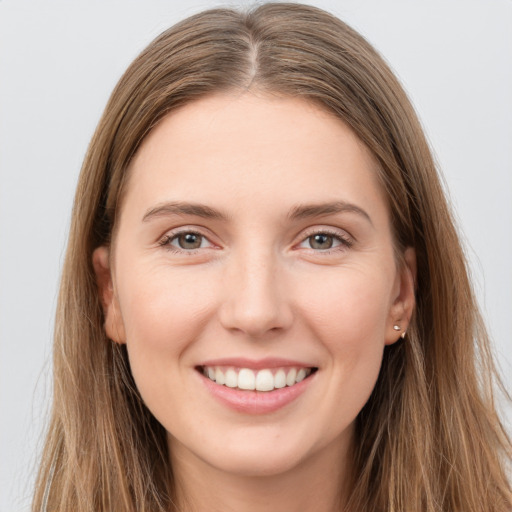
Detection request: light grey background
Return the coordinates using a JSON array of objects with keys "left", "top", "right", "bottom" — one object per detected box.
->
[{"left": 1, "top": 1, "right": 511, "bottom": 510}]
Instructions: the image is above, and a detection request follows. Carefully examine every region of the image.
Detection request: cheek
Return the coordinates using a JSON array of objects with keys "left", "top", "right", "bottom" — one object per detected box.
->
[
  {"left": 296, "top": 268, "right": 391, "bottom": 420},
  {"left": 298, "top": 266, "right": 392, "bottom": 348},
  {"left": 120, "top": 265, "right": 217, "bottom": 342},
  {"left": 115, "top": 266, "right": 219, "bottom": 398}
]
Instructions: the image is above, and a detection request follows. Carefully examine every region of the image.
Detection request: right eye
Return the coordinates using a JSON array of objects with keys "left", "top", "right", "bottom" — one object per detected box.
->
[
  {"left": 159, "top": 231, "right": 214, "bottom": 252},
  {"left": 305, "top": 233, "right": 338, "bottom": 250}
]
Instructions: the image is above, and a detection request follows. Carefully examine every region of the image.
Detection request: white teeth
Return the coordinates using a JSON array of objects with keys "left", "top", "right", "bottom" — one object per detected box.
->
[
  {"left": 215, "top": 367, "right": 225, "bottom": 385},
  {"left": 274, "top": 369, "right": 286, "bottom": 389},
  {"left": 225, "top": 368, "right": 238, "bottom": 388},
  {"left": 295, "top": 368, "right": 307, "bottom": 383},
  {"left": 238, "top": 368, "right": 255, "bottom": 390},
  {"left": 286, "top": 368, "right": 297, "bottom": 386},
  {"left": 255, "top": 369, "right": 274, "bottom": 392},
  {"left": 203, "top": 366, "right": 314, "bottom": 392}
]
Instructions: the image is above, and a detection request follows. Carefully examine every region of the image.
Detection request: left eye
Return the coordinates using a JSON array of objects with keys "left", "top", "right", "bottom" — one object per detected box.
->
[
  {"left": 299, "top": 233, "right": 344, "bottom": 250},
  {"left": 168, "top": 232, "right": 210, "bottom": 250}
]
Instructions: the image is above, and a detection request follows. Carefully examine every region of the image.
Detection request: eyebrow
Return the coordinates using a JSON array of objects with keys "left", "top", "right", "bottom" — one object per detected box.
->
[
  {"left": 287, "top": 201, "right": 373, "bottom": 226},
  {"left": 142, "top": 200, "right": 372, "bottom": 226},
  {"left": 142, "top": 201, "right": 230, "bottom": 222}
]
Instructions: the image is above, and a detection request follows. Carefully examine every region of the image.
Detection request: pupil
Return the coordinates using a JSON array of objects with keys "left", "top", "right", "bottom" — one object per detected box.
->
[
  {"left": 311, "top": 234, "right": 333, "bottom": 249},
  {"left": 179, "top": 233, "right": 201, "bottom": 249}
]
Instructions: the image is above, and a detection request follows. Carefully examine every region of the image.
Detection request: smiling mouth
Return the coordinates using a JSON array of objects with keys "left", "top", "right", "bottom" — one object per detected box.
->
[{"left": 196, "top": 366, "right": 318, "bottom": 392}]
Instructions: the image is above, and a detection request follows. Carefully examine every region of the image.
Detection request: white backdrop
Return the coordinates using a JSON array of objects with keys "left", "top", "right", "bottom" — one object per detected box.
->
[{"left": 1, "top": 1, "right": 511, "bottom": 510}]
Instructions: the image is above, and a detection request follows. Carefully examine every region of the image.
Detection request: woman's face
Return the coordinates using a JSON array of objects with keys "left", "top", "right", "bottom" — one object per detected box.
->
[{"left": 94, "top": 93, "right": 415, "bottom": 478}]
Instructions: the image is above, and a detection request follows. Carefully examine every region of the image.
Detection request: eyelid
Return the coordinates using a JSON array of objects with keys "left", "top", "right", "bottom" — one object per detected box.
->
[
  {"left": 158, "top": 226, "right": 219, "bottom": 252},
  {"left": 294, "top": 226, "right": 354, "bottom": 251},
  {"left": 156, "top": 225, "right": 354, "bottom": 254}
]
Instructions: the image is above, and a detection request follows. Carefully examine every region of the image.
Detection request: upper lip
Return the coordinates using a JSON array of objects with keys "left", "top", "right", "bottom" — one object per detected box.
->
[{"left": 198, "top": 357, "right": 317, "bottom": 370}]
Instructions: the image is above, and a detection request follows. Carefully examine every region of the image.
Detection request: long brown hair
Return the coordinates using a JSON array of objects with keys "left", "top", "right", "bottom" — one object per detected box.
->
[{"left": 33, "top": 3, "right": 511, "bottom": 511}]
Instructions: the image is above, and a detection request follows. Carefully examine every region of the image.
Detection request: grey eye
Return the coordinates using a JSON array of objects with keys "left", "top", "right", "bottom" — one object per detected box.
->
[
  {"left": 175, "top": 232, "right": 204, "bottom": 250},
  {"left": 308, "top": 234, "right": 334, "bottom": 250}
]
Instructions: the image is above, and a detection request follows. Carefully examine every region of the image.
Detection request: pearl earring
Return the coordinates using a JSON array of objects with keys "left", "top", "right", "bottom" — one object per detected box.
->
[{"left": 394, "top": 324, "right": 406, "bottom": 339}]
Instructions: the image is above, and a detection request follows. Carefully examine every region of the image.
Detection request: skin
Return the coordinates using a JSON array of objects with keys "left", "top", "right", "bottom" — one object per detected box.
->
[{"left": 93, "top": 92, "right": 415, "bottom": 512}]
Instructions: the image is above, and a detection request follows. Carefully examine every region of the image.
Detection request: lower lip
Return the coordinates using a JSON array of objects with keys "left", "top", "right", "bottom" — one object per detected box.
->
[{"left": 199, "top": 371, "right": 315, "bottom": 414}]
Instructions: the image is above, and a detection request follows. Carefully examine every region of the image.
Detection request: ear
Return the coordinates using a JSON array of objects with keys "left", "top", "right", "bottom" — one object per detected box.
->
[
  {"left": 385, "top": 247, "right": 416, "bottom": 345},
  {"left": 92, "top": 246, "right": 126, "bottom": 344}
]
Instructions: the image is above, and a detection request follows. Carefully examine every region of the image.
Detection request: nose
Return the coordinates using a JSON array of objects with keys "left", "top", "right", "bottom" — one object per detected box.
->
[{"left": 218, "top": 248, "right": 293, "bottom": 338}]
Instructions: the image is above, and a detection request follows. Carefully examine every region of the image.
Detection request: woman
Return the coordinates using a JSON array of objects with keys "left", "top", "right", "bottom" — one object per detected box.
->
[{"left": 33, "top": 3, "right": 511, "bottom": 511}]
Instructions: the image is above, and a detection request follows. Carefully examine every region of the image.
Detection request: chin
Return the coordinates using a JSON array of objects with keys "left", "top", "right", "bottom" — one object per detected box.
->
[
  {"left": 169, "top": 427, "right": 316, "bottom": 478},
  {"left": 205, "top": 445, "right": 310, "bottom": 478}
]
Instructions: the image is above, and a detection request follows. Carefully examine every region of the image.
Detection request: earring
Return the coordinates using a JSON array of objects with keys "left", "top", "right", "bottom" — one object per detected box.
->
[{"left": 394, "top": 324, "right": 406, "bottom": 339}]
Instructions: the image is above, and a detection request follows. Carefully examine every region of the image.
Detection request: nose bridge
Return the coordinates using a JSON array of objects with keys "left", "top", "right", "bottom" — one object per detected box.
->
[{"left": 219, "top": 243, "right": 292, "bottom": 337}]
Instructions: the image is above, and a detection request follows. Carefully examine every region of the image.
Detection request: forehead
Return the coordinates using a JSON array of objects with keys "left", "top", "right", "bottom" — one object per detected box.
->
[{"left": 122, "top": 92, "right": 389, "bottom": 226}]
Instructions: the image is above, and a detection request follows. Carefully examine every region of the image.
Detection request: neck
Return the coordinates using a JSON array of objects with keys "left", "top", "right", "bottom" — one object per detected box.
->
[{"left": 169, "top": 435, "right": 353, "bottom": 512}]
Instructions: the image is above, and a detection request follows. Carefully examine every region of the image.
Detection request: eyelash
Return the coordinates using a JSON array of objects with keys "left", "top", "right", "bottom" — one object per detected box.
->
[
  {"left": 158, "top": 228, "right": 354, "bottom": 255},
  {"left": 158, "top": 230, "right": 212, "bottom": 254},
  {"left": 298, "top": 228, "right": 354, "bottom": 253}
]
